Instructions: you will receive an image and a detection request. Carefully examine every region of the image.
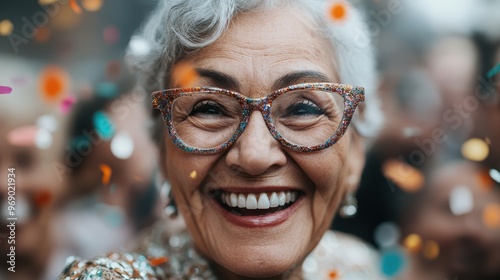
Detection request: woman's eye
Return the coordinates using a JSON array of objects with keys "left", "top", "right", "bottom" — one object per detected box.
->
[
  {"left": 285, "top": 100, "right": 324, "bottom": 116},
  {"left": 191, "top": 100, "right": 225, "bottom": 115}
]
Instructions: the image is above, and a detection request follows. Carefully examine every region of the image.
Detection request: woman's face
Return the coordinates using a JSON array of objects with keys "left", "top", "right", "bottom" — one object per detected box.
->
[{"left": 162, "top": 7, "right": 364, "bottom": 278}]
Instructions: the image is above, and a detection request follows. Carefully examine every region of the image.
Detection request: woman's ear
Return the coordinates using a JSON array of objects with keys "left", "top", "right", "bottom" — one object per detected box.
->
[{"left": 346, "top": 130, "right": 366, "bottom": 194}]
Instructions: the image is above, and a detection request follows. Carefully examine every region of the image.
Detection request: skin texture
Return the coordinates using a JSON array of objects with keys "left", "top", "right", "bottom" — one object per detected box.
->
[
  {"left": 401, "top": 161, "right": 500, "bottom": 280},
  {"left": 160, "top": 7, "right": 365, "bottom": 279}
]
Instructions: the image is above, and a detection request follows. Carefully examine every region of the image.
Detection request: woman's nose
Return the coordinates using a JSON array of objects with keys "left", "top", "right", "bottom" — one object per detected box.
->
[{"left": 225, "top": 111, "right": 286, "bottom": 176}]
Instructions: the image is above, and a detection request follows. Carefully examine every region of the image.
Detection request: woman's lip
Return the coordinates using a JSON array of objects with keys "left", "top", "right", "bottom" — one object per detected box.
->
[
  {"left": 210, "top": 194, "right": 303, "bottom": 228},
  {"left": 210, "top": 187, "right": 301, "bottom": 194}
]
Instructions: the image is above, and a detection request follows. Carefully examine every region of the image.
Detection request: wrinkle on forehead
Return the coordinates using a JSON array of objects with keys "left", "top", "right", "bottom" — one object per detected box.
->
[{"left": 188, "top": 7, "right": 339, "bottom": 96}]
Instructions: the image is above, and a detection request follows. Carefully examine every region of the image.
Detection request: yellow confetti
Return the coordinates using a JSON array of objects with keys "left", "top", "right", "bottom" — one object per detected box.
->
[
  {"left": 422, "top": 240, "right": 439, "bottom": 260},
  {"left": 461, "top": 138, "right": 489, "bottom": 162},
  {"left": 403, "top": 234, "right": 422, "bottom": 254},
  {"left": 190, "top": 170, "right": 197, "bottom": 179},
  {"left": 0, "top": 20, "right": 14, "bottom": 36},
  {"left": 82, "top": 0, "right": 103, "bottom": 12},
  {"left": 382, "top": 159, "right": 424, "bottom": 192}
]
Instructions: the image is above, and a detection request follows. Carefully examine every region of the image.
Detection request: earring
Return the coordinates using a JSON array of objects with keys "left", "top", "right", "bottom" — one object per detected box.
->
[
  {"left": 339, "top": 193, "right": 358, "bottom": 218},
  {"left": 160, "top": 181, "right": 178, "bottom": 218}
]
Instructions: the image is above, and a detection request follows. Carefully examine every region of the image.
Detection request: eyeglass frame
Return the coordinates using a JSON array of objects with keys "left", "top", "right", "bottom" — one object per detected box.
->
[{"left": 152, "top": 82, "right": 365, "bottom": 154}]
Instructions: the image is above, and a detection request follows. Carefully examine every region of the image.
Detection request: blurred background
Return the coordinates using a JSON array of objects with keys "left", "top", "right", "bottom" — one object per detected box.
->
[{"left": 0, "top": 0, "right": 499, "bottom": 279}]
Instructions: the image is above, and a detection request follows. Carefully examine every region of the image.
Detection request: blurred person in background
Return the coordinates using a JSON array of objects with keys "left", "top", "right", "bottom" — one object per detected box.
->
[
  {"left": 396, "top": 158, "right": 500, "bottom": 280},
  {"left": 0, "top": 55, "right": 66, "bottom": 279},
  {"left": 51, "top": 71, "right": 160, "bottom": 263}
]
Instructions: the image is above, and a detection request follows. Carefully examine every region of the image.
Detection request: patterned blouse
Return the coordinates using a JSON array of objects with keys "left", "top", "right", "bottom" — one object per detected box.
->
[{"left": 57, "top": 224, "right": 386, "bottom": 280}]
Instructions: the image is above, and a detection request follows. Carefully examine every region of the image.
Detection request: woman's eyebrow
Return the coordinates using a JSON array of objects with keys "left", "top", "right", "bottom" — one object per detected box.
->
[
  {"left": 272, "top": 71, "right": 331, "bottom": 90},
  {"left": 196, "top": 68, "right": 241, "bottom": 90}
]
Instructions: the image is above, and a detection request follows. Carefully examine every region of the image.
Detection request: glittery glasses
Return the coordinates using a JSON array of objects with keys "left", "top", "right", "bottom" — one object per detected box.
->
[{"left": 152, "top": 82, "right": 365, "bottom": 154}]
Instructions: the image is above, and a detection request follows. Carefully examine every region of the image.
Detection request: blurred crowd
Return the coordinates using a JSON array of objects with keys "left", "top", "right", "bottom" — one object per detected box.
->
[{"left": 0, "top": 0, "right": 499, "bottom": 279}]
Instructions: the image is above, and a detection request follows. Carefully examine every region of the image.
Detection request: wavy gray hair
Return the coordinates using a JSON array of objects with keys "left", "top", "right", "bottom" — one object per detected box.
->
[{"left": 125, "top": 0, "right": 383, "bottom": 137}]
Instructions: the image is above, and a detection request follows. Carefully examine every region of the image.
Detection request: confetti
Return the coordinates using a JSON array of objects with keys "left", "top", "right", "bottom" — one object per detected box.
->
[
  {"left": 105, "top": 60, "right": 122, "bottom": 80},
  {"left": 148, "top": 257, "right": 169, "bottom": 267},
  {"left": 103, "top": 26, "right": 120, "bottom": 45},
  {"left": 422, "top": 240, "right": 439, "bottom": 260},
  {"left": 35, "top": 128, "right": 53, "bottom": 149},
  {"left": 7, "top": 125, "right": 38, "bottom": 146},
  {"left": 60, "top": 96, "right": 77, "bottom": 115},
  {"left": 380, "top": 249, "right": 405, "bottom": 277},
  {"left": 461, "top": 138, "right": 489, "bottom": 162},
  {"left": 0, "top": 86, "right": 13, "bottom": 94},
  {"left": 329, "top": 2, "right": 348, "bottom": 22},
  {"left": 39, "top": 66, "right": 69, "bottom": 102},
  {"left": 374, "top": 222, "right": 400, "bottom": 248},
  {"left": 477, "top": 169, "right": 494, "bottom": 191},
  {"left": 0, "top": 19, "right": 13, "bottom": 36},
  {"left": 93, "top": 111, "right": 115, "bottom": 140},
  {"left": 34, "top": 190, "right": 52, "bottom": 209},
  {"left": 128, "top": 36, "right": 151, "bottom": 56},
  {"left": 100, "top": 164, "right": 112, "bottom": 185},
  {"left": 38, "top": 0, "right": 59, "bottom": 5},
  {"left": 487, "top": 64, "right": 500, "bottom": 79},
  {"left": 110, "top": 132, "right": 134, "bottom": 160},
  {"left": 37, "top": 115, "right": 59, "bottom": 133},
  {"left": 328, "top": 269, "right": 338, "bottom": 279},
  {"left": 82, "top": 0, "right": 103, "bottom": 12},
  {"left": 172, "top": 62, "right": 199, "bottom": 88},
  {"left": 382, "top": 159, "right": 424, "bottom": 192},
  {"left": 190, "top": 170, "right": 197, "bottom": 179},
  {"left": 70, "top": 0, "right": 82, "bottom": 14},
  {"left": 96, "top": 82, "right": 118, "bottom": 98},
  {"left": 449, "top": 185, "right": 473, "bottom": 216},
  {"left": 489, "top": 169, "right": 500, "bottom": 184},
  {"left": 35, "top": 27, "right": 51, "bottom": 43},
  {"left": 403, "top": 234, "right": 422, "bottom": 253},
  {"left": 483, "top": 204, "right": 500, "bottom": 229}
]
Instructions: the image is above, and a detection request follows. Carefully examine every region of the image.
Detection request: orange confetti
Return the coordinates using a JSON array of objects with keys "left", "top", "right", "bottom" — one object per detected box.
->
[
  {"left": 483, "top": 204, "right": 500, "bottom": 229},
  {"left": 148, "top": 256, "right": 169, "bottom": 267},
  {"left": 39, "top": 66, "right": 69, "bottom": 102},
  {"left": 329, "top": 2, "right": 348, "bottom": 21},
  {"left": 477, "top": 169, "right": 494, "bottom": 191},
  {"left": 34, "top": 190, "right": 52, "bottom": 208},
  {"left": 70, "top": 0, "right": 82, "bottom": 14},
  {"left": 100, "top": 164, "right": 112, "bottom": 185},
  {"left": 382, "top": 159, "right": 424, "bottom": 192},
  {"left": 403, "top": 234, "right": 422, "bottom": 254},
  {"left": 171, "top": 62, "right": 199, "bottom": 88},
  {"left": 82, "top": 0, "right": 103, "bottom": 11},
  {"left": 422, "top": 240, "right": 440, "bottom": 260},
  {"left": 328, "top": 269, "right": 338, "bottom": 279},
  {"left": 35, "top": 27, "right": 51, "bottom": 43}
]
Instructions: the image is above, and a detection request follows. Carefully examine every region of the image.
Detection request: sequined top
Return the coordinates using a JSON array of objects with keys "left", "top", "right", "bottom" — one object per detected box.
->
[{"left": 57, "top": 224, "right": 386, "bottom": 280}]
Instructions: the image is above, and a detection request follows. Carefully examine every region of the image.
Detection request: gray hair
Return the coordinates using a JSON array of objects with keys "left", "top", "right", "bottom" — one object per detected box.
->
[{"left": 125, "top": 0, "right": 383, "bottom": 137}]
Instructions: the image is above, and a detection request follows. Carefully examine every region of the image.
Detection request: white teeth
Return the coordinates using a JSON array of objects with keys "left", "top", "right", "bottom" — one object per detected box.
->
[
  {"left": 246, "top": 194, "right": 258, "bottom": 209},
  {"left": 238, "top": 194, "right": 246, "bottom": 208},
  {"left": 221, "top": 191, "right": 299, "bottom": 210},
  {"left": 230, "top": 193, "right": 238, "bottom": 207},
  {"left": 257, "top": 193, "right": 270, "bottom": 209},
  {"left": 278, "top": 192, "right": 286, "bottom": 206},
  {"left": 269, "top": 192, "right": 279, "bottom": 208}
]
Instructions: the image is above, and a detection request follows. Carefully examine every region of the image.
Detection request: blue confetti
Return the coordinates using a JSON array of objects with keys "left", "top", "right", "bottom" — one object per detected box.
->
[
  {"left": 96, "top": 82, "right": 118, "bottom": 98},
  {"left": 93, "top": 111, "right": 115, "bottom": 140},
  {"left": 487, "top": 64, "right": 500, "bottom": 79},
  {"left": 380, "top": 248, "right": 406, "bottom": 277}
]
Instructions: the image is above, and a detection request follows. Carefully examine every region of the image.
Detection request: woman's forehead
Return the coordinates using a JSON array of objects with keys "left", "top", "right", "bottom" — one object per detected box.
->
[{"left": 188, "top": 7, "right": 338, "bottom": 89}]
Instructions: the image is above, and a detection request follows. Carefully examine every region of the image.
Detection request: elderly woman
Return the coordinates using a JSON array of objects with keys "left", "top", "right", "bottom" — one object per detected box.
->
[{"left": 58, "top": 0, "right": 384, "bottom": 279}]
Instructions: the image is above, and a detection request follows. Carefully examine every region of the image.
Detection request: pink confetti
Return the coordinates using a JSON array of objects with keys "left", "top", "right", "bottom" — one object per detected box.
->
[
  {"left": 60, "top": 96, "right": 77, "bottom": 115},
  {"left": 0, "top": 86, "right": 13, "bottom": 94},
  {"left": 103, "top": 26, "right": 120, "bottom": 45},
  {"left": 7, "top": 126, "right": 39, "bottom": 146}
]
